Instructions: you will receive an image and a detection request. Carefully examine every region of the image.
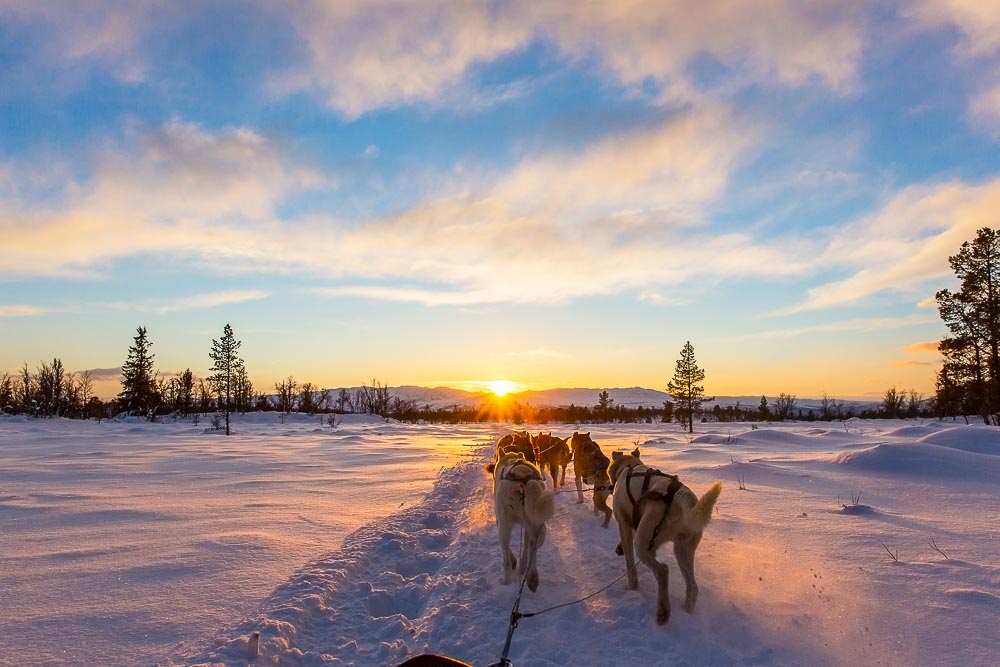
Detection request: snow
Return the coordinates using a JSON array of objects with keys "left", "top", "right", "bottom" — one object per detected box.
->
[{"left": 1, "top": 417, "right": 997, "bottom": 666}]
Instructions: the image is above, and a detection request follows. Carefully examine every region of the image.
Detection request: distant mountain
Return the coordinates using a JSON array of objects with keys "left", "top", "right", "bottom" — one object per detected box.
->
[{"left": 329, "top": 385, "right": 878, "bottom": 412}]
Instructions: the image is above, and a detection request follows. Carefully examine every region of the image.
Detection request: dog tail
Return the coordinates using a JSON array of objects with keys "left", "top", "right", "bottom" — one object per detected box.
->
[
  {"left": 689, "top": 482, "right": 722, "bottom": 532},
  {"left": 523, "top": 480, "right": 555, "bottom": 523}
]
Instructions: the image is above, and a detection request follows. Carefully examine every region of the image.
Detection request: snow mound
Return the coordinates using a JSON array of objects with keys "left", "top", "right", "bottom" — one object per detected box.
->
[
  {"left": 689, "top": 434, "right": 739, "bottom": 445},
  {"left": 741, "top": 429, "right": 817, "bottom": 444},
  {"left": 916, "top": 427, "right": 1000, "bottom": 455},
  {"left": 833, "top": 443, "right": 1000, "bottom": 482},
  {"left": 882, "top": 425, "right": 941, "bottom": 438},
  {"left": 943, "top": 588, "right": 1000, "bottom": 607}
]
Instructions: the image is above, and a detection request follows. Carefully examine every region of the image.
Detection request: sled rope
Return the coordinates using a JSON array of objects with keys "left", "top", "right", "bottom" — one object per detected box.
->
[
  {"left": 516, "top": 570, "right": 628, "bottom": 619},
  {"left": 493, "top": 520, "right": 628, "bottom": 666},
  {"left": 494, "top": 522, "right": 540, "bottom": 667}
]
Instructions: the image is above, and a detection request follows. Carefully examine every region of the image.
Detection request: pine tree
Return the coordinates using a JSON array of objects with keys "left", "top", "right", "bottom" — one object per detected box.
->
[
  {"left": 208, "top": 324, "right": 243, "bottom": 435},
  {"left": 758, "top": 395, "right": 770, "bottom": 421},
  {"left": 936, "top": 227, "right": 1000, "bottom": 422},
  {"left": 176, "top": 369, "right": 195, "bottom": 416},
  {"left": 119, "top": 326, "right": 158, "bottom": 417},
  {"left": 597, "top": 390, "right": 614, "bottom": 422},
  {"left": 667, "top": 341, "right": 707, "bottom": 433}
]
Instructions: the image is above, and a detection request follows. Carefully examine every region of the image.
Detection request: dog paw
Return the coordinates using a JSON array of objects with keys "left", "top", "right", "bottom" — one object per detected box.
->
[
  {"left": 656, "top": 604, "right": 671, "bottom": 625},
  {"left": 575, "top": 499, "right": 584, "bottom": 505},
  {"left": 615, "top": 542, "right": 623, "bottom": 556},
  {"left": 527, "top": 573, "right": 539, "bottom": 592}
]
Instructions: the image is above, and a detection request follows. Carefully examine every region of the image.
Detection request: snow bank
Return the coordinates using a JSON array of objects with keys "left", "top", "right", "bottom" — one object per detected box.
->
[
  {"left": 917, "top": 426, "right": 1000, "bottom": 455},
  {"left": 833, "top": 442, "right": 1000, "bottom": 482}
]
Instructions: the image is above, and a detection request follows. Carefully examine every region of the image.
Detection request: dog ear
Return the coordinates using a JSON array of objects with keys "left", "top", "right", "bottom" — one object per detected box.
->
[
  {"left": 631, "top": 447, "right": 640, "bottom": 457},
  {"left": 612, "top": 451, "right": 623, "bottom": 460},
  {"left": 585, "top": 432, "right": 590, "bottom": 438},
  {"left": 485, "top": 463, "right": 496, "bottom": 474}
]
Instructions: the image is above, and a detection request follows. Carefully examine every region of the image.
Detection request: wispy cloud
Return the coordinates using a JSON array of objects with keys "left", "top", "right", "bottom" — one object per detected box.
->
[
  {"left": 891, "top": 360, "right": 933, "bottom": 368},
  {"left": 272, "top": 0, "right": 866, "bottom": 117},
  {"left": 308, "top": 286, "right": 492, "bottom": 307},
  {"left": 0, "top": 305, "right": 46, "bottom": 317},
  {"left": 905, "top": 1, "right": 1000, "bottom": 129},
  {"left": 80, "top": 367, "right": 123, "bottom": 381},
  {"left": 728, "top": 315, "right": 939, "bottom": 341},
  {"left": 903, "top": 340, "right": 941, "bottom": 354},
  {"left": 777, "top": 179, "right": 1000, "bottom": 314},
  {"left": 3, "top": 110, "right": 812, "bottom": 306},
  {"left": 0, "top": 121, "right": 326, "bottom": 279}
]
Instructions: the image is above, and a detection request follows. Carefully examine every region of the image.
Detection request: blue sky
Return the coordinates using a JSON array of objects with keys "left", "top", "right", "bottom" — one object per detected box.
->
[{"left": 2, "top": 1, "right": 1000, "bottom": 399}]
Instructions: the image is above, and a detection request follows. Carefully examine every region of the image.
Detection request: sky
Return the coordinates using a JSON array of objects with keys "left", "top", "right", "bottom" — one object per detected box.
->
[{"left": 2, "top": 1, "right": 1000, "bottom": 401}]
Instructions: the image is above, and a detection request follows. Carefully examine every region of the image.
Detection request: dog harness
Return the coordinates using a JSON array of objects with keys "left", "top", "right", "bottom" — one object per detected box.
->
[
  {"left": 579, "top": 443, "right": 611, "bottom": 485},
  {"left": 501, "top": 461, "right": 543, "bottom": 484},
  {"left": 619, "top": 464, "right": 683, "bottom": 550}
]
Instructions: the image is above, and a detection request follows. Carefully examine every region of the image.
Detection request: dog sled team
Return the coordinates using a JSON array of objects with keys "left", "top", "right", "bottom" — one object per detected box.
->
[{"left": 485, "top": 430, "right": 722, "bottom": 625}]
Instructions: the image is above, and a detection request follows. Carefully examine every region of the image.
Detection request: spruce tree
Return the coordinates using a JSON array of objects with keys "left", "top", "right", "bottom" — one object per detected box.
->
[
  {"left": 936, "top": 227, "right": 1000, "bottom": 422},
  {"left": 208, "top": 324, "right": 243, "bottom": 435},
  {"left": 119, "top": 326, "right": 158, "bottom": 417},
  {"left": 667, "top": 341, "right": 707, "bottom": 433},
  {"left": 758, "top": 395, "right": 770, "bottom": 421}
]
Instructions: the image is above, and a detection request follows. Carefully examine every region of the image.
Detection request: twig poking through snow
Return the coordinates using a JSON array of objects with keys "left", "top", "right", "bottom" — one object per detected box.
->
[
  {"left": 930, "top": 537, "right": 949, "bottom": 559},
  {"left": 882, "top": 542, "right": 899, "bottom": 563}
]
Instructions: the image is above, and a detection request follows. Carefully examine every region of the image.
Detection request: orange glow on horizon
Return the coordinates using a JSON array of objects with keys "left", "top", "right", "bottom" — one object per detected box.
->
[{"left": 487, "top": 380, "right": 518, "bottom": 396}]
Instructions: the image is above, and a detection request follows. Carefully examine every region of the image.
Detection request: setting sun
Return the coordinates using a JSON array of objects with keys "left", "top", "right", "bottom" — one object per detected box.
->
[{"left": 486, "top": 380, "right": 518, "bottom": 396}]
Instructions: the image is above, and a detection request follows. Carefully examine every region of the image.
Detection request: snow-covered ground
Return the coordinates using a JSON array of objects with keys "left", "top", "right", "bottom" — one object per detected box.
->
[
  {"left": 0, "top": 414, "right": 499, "bottom": 666},
  {"left": 2, "top": 417, "right": 997, "bottom": 666}
]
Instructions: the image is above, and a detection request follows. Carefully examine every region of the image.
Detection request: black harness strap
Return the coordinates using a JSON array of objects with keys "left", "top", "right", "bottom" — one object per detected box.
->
[{"left": 626, "top": 467, "right": 683, "bottom": 541}]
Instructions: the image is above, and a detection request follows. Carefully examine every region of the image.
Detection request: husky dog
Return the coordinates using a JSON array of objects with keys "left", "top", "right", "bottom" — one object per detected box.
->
[
  {"left": 531, "top": 432, "right": 572, "bottom": 487},
  {"left": 495, "top": 430, "right": 537, "bottom": 464},
  {"left": 485, "top": 448, "right": 555, "bottom": 591},
  {"left": 608, "top": 448, "right": 722, "bottom": 625},
  {"left": 570, "top": 432, "right": 614, "bottom": 527}
]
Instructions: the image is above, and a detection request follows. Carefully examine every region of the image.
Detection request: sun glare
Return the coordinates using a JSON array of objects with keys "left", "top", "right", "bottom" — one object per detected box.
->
[{"left": 487, "top": 380, "right": 517, "bottom": 396}]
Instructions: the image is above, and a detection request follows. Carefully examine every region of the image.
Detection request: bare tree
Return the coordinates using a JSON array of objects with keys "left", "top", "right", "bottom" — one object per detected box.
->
[
  {"left": 336, "top": 388, "right": 352, "bottom": 413},
  {"left": 275, "top": 376, "right": 297, "bottom": 414},
  {"left": 773, "top": 392, "right": 796, "bottom": 421}
]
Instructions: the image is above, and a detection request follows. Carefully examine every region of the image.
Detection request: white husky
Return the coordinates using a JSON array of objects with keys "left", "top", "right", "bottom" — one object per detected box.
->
[{"left": 486, "top": 449, "right": 556, "bottom": 591}]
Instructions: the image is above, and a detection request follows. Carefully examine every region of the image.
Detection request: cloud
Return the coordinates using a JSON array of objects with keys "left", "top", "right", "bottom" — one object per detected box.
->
[
  {"left": 153, "top": 290, "right": 269, "bottom": 313},
  {"left": 299, "top": 107, "right": 816, "bottom": 304},
  {"left": 0, "top": 305, "right": 45, "bottom": 317},
  {"left": 906, "top": 1, "right": 1000, "bottom": 57},
  {"left": 903, "top": 341, "right": 941, "bottom": 354},
  {"left": 904, "top": 2, "right": 1000, "bottom": 129},
  {"left": 80, "top": 367, "right": 123, "bottom": 381},
  {"left": 0, "top": 1, "right": 156, "bottom": 85},
  {"left": 4, "top": 109, "right": 812, "bottom": 305},
  {"left": 891, "top": 360, "right": 933, "bottom": 367},
  {"left": 309, "top": 286, "right": 491, "bottom": 307},
  {"left": 779, "top": 178, "right": 1000, "bottom": 313},
  {"left": 0, "top": 121, "right": 326, "bottom": 278},
  {"left": 274, "top": 0, "right": 866, "bottom": 117},
  {"left": 730, "top": 315, "right": 939, "bottom": 341},
  {"left": 969, "top": 75, "right": 1000, "bottom": 134}
]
